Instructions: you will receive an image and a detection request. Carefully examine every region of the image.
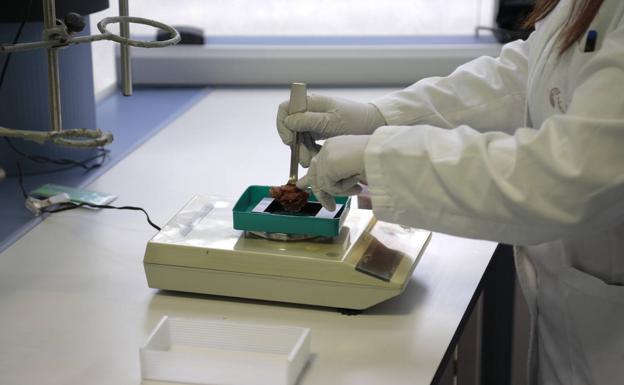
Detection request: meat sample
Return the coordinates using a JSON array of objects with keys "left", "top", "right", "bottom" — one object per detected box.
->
[{"left": 270, "top": 183, "right": 309, "bottom": 212}]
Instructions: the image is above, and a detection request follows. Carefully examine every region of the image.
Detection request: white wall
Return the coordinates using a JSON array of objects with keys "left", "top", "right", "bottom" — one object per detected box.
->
[{"left": 90, "top": 0, "right": 119, "bottom": 101}]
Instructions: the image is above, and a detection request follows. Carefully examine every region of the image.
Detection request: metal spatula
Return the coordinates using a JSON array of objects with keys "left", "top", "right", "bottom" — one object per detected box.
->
[{"left": 288, "top": 83, "right": 308, "bottom": 185}]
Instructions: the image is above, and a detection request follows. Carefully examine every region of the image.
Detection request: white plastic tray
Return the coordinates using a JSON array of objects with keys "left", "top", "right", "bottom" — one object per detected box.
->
[{"left": 140, "top": 316, "right": 311, "bottom": 385}]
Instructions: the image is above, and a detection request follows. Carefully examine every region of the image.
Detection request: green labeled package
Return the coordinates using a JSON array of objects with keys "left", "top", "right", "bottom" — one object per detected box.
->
[{"left": 31, "top": 183, "right": 117, "bottom": 206}]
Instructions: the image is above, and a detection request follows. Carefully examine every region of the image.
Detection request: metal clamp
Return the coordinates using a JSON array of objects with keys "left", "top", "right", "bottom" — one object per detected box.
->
[
  {"left": 0, "top": 0, "right": 181, "bottom": 148},
  {"left": 0, "top": 16, "right": 181, "bottom": 52},
  {"left": 0, "top": 127, "right": 114, "bottom": 148}
]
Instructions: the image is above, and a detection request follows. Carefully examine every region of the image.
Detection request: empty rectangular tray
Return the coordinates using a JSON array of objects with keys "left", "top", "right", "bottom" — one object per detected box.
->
[{"left": 140, "top": 316, "right": 311, "bottom": 385}]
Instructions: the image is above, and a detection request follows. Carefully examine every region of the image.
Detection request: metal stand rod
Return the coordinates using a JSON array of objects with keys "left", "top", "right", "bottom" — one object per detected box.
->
[
  {"left": 44, "top": 0, "right": 63, "bottom": 132},
  {"left": 119, "top": 0, "right": 132, "bottom": 96},
  {"left": 0, "top": 1, "right": 179, "bottom": 147}
]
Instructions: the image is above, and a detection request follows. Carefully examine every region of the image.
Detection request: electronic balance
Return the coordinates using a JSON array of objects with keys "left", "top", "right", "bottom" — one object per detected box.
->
[
  {"left": 143, "top": 193, "right": 431, "bottom": 310},
  {"left": 144, "top": 82, "right": 430, "bottom": 310}
]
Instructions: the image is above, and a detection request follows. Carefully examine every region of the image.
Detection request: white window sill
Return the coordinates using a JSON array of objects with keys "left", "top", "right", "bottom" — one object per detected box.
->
[{"left": 120, "top": 35, "right": 502, "bottom": 86}]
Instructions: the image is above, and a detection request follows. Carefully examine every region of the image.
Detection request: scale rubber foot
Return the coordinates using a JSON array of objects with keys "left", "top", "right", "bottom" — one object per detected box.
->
[{"left": 338, "top": 308, "right": 362, "bottom": 316}]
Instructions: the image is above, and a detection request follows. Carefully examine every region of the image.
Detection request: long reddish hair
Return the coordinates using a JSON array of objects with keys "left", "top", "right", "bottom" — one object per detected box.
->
[{"left": 524, "top": 0, "right": 605, "bottom": 54}]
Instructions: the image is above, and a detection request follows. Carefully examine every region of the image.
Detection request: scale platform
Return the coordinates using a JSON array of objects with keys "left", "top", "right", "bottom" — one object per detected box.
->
[{"left": 144, "top": 195, "right": 431, "bottom": 310}]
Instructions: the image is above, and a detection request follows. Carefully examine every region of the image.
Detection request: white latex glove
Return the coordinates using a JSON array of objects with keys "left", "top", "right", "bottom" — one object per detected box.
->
[
  {"left": 296, "top": 135, "right": 369, "bottom": 211},
  {"left": 277, "top": 94, "right": 386, "bottom": 167}
]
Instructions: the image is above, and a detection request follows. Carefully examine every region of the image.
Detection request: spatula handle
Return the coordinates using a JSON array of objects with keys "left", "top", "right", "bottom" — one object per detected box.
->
[{"left": 288, "top": 83, "right": 307, "bottom": 184}]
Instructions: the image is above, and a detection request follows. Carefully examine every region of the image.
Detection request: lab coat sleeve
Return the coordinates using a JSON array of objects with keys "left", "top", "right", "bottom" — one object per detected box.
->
[
  {"left": 365, "top": 24, "right": 624, "bottom": 246},
  {"left": 372, "top": 37, "right": 531, "bottom": 134}
]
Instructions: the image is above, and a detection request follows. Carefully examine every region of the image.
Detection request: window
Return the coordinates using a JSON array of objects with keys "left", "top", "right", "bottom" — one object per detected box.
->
[
  {"left": 91, "top": 0, "right": 499, "bottom": 98},
  {"left": 127, "top": 0, "right": 495, "bottom": 36}
]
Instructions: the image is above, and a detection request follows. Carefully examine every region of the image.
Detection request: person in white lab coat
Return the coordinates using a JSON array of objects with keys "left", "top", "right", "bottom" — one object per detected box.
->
[{"left": 276, "top": 0, "right": 624, "bottom": 384}]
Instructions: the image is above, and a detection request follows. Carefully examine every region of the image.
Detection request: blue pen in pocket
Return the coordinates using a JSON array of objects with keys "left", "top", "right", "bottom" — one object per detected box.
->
[{"left": 584, "top": 30, "right": 598, "bottom": 52}]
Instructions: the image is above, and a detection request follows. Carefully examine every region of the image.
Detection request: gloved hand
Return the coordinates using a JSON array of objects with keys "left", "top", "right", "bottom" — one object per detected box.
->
[
  {"left": 296, "top": 135, "right": 369, "bottom": 211},
  {"left": 277, "top": 94, "right": 386, "bottom": 167}
]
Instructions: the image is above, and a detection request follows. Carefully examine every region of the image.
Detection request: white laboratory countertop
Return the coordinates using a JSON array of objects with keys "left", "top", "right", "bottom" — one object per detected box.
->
[{"left": 0, "top": 88, "right": 497, "bottom": 385}]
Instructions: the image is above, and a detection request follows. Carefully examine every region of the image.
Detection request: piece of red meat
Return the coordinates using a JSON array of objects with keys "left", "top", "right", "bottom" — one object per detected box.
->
[{"left": 269, "top": 184, "right": 309, "bottom": 212}]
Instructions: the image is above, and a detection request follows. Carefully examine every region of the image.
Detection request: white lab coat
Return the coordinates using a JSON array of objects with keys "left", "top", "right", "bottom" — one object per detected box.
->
[{"left": 366, "top": 0, "right": 624, "bottom": 383}]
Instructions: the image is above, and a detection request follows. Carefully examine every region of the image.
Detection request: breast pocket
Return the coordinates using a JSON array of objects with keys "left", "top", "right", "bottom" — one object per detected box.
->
[{"left": 561, "top": 266, "right": 624, "bottom": 385}]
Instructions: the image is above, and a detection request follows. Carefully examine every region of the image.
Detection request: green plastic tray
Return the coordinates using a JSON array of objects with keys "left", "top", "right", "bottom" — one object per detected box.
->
[{"left": 232, "top": 185, "right": 350, "bottom": 237}]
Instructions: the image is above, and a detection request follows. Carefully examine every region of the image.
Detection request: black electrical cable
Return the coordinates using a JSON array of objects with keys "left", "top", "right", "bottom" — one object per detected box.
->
[
  {"left": 15, "top": 160, "right": 162, "bottom": 231},
  {"left": 44, "top": 203, "right": 162, "bottom": 231},
  {"left": 4, "top": 137, "right": 110, "bottom": 174},
  {"left": 15, "top": 161, "right": 28, "bottom": 199},
  {"left": 0, "top": 0, "right": 33, "bottom": 89}
]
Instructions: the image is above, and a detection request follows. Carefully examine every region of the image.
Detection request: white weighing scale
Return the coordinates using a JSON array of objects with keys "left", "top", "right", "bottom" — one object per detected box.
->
[{"left": 144, "top": 195, "right": 431, "bottom": 310}]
